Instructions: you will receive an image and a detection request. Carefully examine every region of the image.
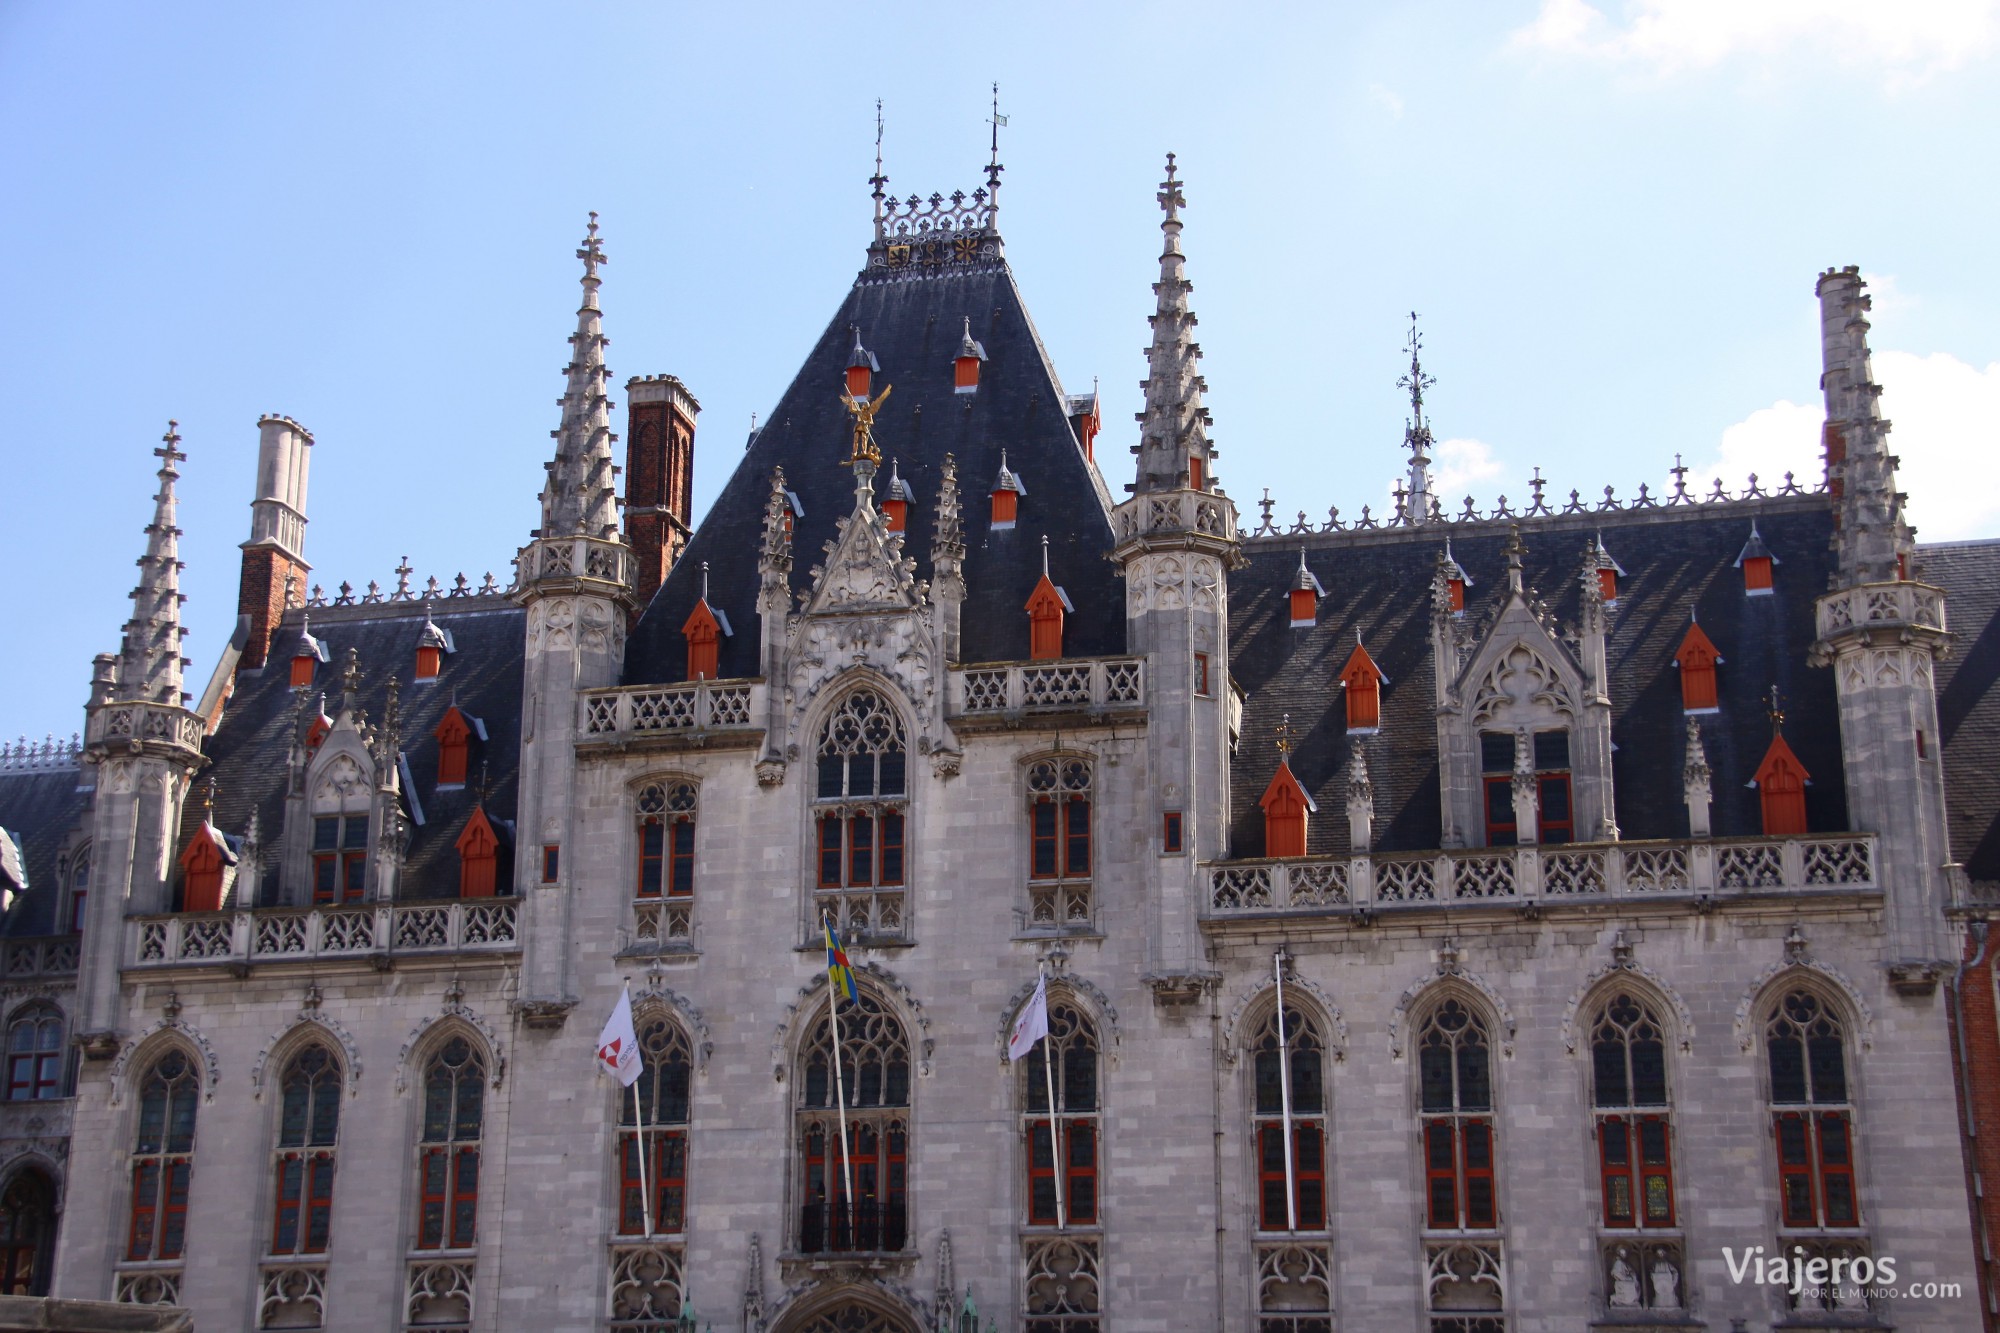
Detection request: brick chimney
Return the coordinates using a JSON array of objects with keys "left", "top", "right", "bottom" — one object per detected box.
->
[
  {"left": 624, "top": 375, "right": 700, "bottom": 611},
  {"left": 237, "top": 415, "right": 313, "bottom": 671}
]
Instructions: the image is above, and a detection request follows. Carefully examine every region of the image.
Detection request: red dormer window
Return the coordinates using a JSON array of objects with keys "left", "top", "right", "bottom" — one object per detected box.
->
[
  {"left": 415, "top": 645, "right": 442, "bottom": 681},
  {"left": 1291, "top": 553, "right": 1323, "bottom": 629},
  {"left": 883, "top": 460, "right": 912, "bottom": 533},
  {"left": 456, "top": 806, "right": 500, "bottom": 898},
  {"left": 1738, "top": 523, "right": 1777, "bottom": 596},
  {"left": 683, "top": 602, "right": 721, "bottom": 681},
  {"left": 178, "top": 828, "right": 228, "bottom": 913},
  {"left": 1598, "top": 566, "right": 1618, "bottom": 604},
  {"left": 1026, "top": 571, "right": 1069, "bottom": 662},
  {"left": 1259, "top": 760, "right": 1314, "bottom": 858},
  {"left": 1340, "top": 639, "right": 1387, "bottom": 733},
  {"left": 992, "top": 488, "right": 1017, "bottom": 527},
  {"left": 305, "top": 712, "right": 332, "bottom": 752},
  {"left": 290, "top": 654, "right": 316, "bottom": 688},
  {"left": 1754, "top": 733, "right": 1810, "bottom": 836},
  {"left": 1675, "top": 622, "right": 1722, "bottom": 713},
  {"left": 845, "top": 328, "right": 876, "bottom": 402},
  {"left": 1448, "top": 577, "right": 1466, "bottom": 614},
  {"left": 954, "top": 317, "right": 987, "bottom": 394},
  {"left": 435, "top": 707, "right": 472, "bottom": 787},
  {"left": 1070, "top": 395, "right": 1101, "bottom": 462}
]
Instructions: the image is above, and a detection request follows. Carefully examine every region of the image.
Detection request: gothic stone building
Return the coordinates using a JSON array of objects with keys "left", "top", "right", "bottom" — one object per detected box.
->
[{"left": 1, "top": 155, "right": 1998, "bottom": 1333}]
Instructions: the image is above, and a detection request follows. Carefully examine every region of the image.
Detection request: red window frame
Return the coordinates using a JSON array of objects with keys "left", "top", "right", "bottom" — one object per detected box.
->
[
  {"left": 125, "top": 1158, "right": 190, "bottom": 1262},
  {"left": 1188, "top": 455, "right": 1204, "bottom": 490},
  {"left": 310, "top": 815, "right": 366, "bottom": 906},
  {"left": 68, "top": 887, "right": 85, "bottom": 935},
  {"left": 1256, "top": 1120, "right": 1326, "bottom": 1231},
  {"left": 1482, "top": 776, "right": 1517, "bottom": 847},
  {"left": 1026, "top": 1120, "right": 1099, "bottom": 1227},
  {"left": 541, "top": 845, "right": 559, "bottom": 884},
  {"left": 818, "top": 811, "right": 904, "bottom": 889},
  {"left": 1194, "top": 652, "right": 1211, "bottom": 697},
  {"left": 1597, "top": 1114, "right": 1674, "bottom": 1228},
  {"left": 1774, "top": 1110, "right": 1860, "bottom": 1229},
  {"left": 802, "top": 1118, "right": 909, "bottom": 1253},
  {"left": 1163, "top": 811, "right": 1184, "bottom": 854},
  {"left": 617, "top": 1127, "right": 688, "bottom": 1235},
  {"left": 417, "top": 1145, "right": 480, "bottom": 1250},
  {"left": 1030, "top": 796, "right": 1091, "bottom": 880},
  {"left": 270, "top": 1150, "right": 335, "bottom": 1255},
  {"left": 1424, "top": 1118, "right": 1497, "bottom": 1230},
  {"left": 1537, "top": 772, "right": 1573, "bottom": 844}
]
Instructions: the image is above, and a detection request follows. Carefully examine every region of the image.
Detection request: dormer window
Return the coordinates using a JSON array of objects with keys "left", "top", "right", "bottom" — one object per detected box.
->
[
  {"left": 1026, "top": 544, "right": 1072, "bottom": 662},
  {"left": 1674, "top": 621, "right": 1722, "bottom": 714},
  {"left": 435, "top": 706, "right": 483, "bottom": 787},
  {"left": 305, "top": 710, "right": 333, "bottom": 752},
  {"left": 287, "top": 618, "right": 327, "bottom": 688},
  {"left": 681, "top": 563, "right": 732, "bottom": 681},
  {"left": 954, "top": 317, "right": 987, "bottom": 394},
  {"left": 415, "top": 611, "right": 455, "bottom": 683},
  {"left": 1737, "top": 522, "right": 1778, "bottom": 596},
  {"left": 845, "top": 328, "right": 878, "bottom": 402},
  {"left": 1753, "top": 731, "right": 1809, "bottom": 836},
  {"left": 992, "top": 450, "right": 1026, "bottom": 530},
  {"left": 456, "top": 807, "right": 502, "bottom": 898},
  {"left": 1593, "top": 539, "right": 1626, "bottom": 606},
  {"left": 1259, "top": 758, "right": 1315, "bottom": 858},
  {"left": 1339, "top": 637, "right": 1387, "bottom": 733},
  {"left": 1067, "top": 392, "right": 1101, "bottom": 463},
  {"left": 1291, "top": 551, "right": 1324, "bottom": 629},
  {"left": 1441, "top": 543, "right": 1472, "bottom": 617},
  {"left": 783, "top": 488, "right": 805, "bottom": 537},
  {"left": 311, "top": 814, "right": 367, "bottom": 905},
  {"left": 178, "top": 820, "right": 236, "bottom": 913},
  {"left": 882, "top": 459, "right": 914, "bottom": 534}
]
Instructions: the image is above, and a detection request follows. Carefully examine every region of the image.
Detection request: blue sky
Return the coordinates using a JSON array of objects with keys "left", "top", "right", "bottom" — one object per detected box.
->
[{"left": 2, "top": 1, "right": 1997, "bottom": 743}]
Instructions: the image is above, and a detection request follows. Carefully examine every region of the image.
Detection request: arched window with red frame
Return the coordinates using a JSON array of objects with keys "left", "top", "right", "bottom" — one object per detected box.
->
[
  {"left": 813, "top": 692, "right": 908, "bottom": 940},
  {"left": 1675, "top": 622, "right": 1722, "bottom": 714},
  {"left": 270, "top": 1043, "right": 341, "bottom": 1257},
  {"left": 635, "top": 781, "right": 697, "bottom": 901},
  {"left": 1417, "top": 997, "right": 1497, "bottom": 1232},
  {"left": 127, "top": 1048, "right": 199, "bottom": 1263},
  {"left": 1765, "top": 989, "right": 1860, "bottom": 1229},
  {"left": 415, "top": 1036, "right": 484, "bottom": 1251},
  {"left": 1252, "top": 1001, "right": 1327, "bottom": 1233},
  {"left": 1590, "top": 992, "right": 1675, "bottom": 1231},
  {"left": 796, "top": 988, "right": 910, "bottom": 1255},
  {"left": 456, "top": 807, "right": 500, "bottom": 899},
  {"left": 617, "top": 1018, "right": 692, "bottom": 1236},
  {"left": 4, "top": 1005, "right": 63, "bottom": 1102},
  {"left": 1022, "top": 1001, "right": 1100, "bottom": 1229},
  {"left": 1754, "top": 733, "right": 1810, "bottom": 837}
]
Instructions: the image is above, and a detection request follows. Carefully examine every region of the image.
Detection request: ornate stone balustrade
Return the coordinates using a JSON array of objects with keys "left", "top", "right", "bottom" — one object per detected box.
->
[
  {"left": 950, "top": 657, "right": 1145, "bottom": 723},
  {"left": 0, "top": 934, "right": 80, "bottom": 978},
  {"left": 1206, "top": 834, "right": 1876, "bottom": 917},
  {"left": 578, "top": 680, "right": 761, "bottom": 745},
  {"left": 1814, "top": 580, "right": 1947, "bottom": 640},
  {"left": 1112, "top": 491, "right": 1238, "bottom": 544},
  {"left": 127, "top": 900, "right": 519, "bottom": 969},
  {"left": 85, "top": 702, "right": 204, "bottom": 754}
]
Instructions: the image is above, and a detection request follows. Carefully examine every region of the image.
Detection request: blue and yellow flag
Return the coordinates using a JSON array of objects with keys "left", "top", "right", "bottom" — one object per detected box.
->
[{"left": 824, "top": 919, "right": 858, "bottom": 1005}]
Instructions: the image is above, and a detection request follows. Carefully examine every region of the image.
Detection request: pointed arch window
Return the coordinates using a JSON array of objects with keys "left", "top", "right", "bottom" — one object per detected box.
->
[
  {"left": 1023, "top": 1001, "right": 1100, "bottom": 1228},
  {"left": 1590, "top": 994, "right": 1674, "bottom": 1229},
  {"left": 415, "top": 1037, "right": 484, "bottom": 1251},
  {"left": 814, "top": 692, "right": 908, "bottom": 940},
  {"left": 456, "top": 807, "right": 501, "bottom": 899},
  {"left": 1418, "top": 998, "right": 1497, "bottom": 1232},
  {"left": 796, "top": 989, "right": 910, "bottom": 1255},
  {"left": 617, "top": 1018, "right": 692, "bottom": 1236},
  {"left": 1340, "top": 640, "right": 1386, "bottom": 734},
  {"left": 1252, "top": 1003, "right": 1327, "bottom": 1233},
  {"left": 636, "top": 781, "right": 697, "bottom": 901},
  {"left": 65, "top": 844, "right": 88, "bottom": 934},
  {"left": 1027, "top": 759, "right": 1092, "bottom": 929},
  {"left": 1766, "top": 990, "right": 1860, "bottom": 1229},
  {"left": 1026, "top": 574, "right": 1069, "bottom": 662},
  {"left": 270, "top": 1043, "right": 341, "bottom": 1256},
  {"left": 126, "top": 1049, "right": 198, "bottom": 1263},
  {"left": 0, "top": 1170, "right": 53, "bottom": 1296},
  {"left": 434, "top": 707, "right": 477, "bottom": 788},
  {"left": 1674, "top": 623, "right": 1722, "bottom": 714},
  {"left": 178, "top": 823, "right": 233, "bottom": 914},
  {"left": 5, "top": 1004, "right": 64, "bottom": 1101}
]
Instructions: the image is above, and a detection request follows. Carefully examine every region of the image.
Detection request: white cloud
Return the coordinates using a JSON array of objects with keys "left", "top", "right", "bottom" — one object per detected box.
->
[
  {"left": 1690, "top": 351, "right": 2000, "bottom": 541},
  {"left": 1368, "top": 83, "right": 1405, "bottom": 119},
  {"left": 1510, "top": 0, "right": 2000, "bottom": 85},
  {"left": 1434, "top": 436, "right": 1509, "bottom": 498}
]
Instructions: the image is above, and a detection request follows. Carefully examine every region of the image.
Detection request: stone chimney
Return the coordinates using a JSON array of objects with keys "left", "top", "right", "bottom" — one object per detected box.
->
[
  {"left": 624, "top": 374, "right": 700, "bottom": 612},
  {"left": 237, "top": 414, "right": 313, "bottom": 670}
]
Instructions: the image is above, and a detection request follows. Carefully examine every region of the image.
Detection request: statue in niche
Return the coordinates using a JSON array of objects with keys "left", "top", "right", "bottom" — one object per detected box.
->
[
  {"left": 1608, "top": 1249, "right": 1641, "bottom": 1308},
  {"left": 1650, "top": 1254, "right": 1680, "bottom": 1308}
]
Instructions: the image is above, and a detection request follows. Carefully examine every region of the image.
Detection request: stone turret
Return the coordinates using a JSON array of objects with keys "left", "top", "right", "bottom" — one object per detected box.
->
[
  {"left": 76, "top": 424, "right": 210, "bottom": 1052},
  {"left": 1809, "top": 266, "right": 1953, "bottom": 984},
  {"left": 1112, "top": 158, "right": 1239, "bottom": 1004},
  {"left": 511, "top": 215, "right": 638, "bottom": 1025}
]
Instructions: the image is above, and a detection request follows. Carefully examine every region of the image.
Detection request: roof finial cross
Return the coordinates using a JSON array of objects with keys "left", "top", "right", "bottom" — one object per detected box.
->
[
  {"left": 986, "top": 83, "right": 1007, "bottom": 193},
  {"left": 1275, "top": 713, "right": 1295, "bottom": 757},
  {"left": 1767, "top": 684, "right": 1786, "bottom": 735},
  {"left": 577, "top": 211, "right": 605, "bottom": 281},
  {"left": 1157, "top": 153, "right": 1185, "bottom": 221},
  {"left": 201, "top": 776, "right": 216, "bottom": 817},
  {"left": 1397, "top": 312, "right": 1436, "bottom": 437}
]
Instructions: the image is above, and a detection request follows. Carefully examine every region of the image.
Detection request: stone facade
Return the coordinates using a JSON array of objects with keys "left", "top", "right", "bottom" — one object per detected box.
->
[{"left": 0, "top": 161, "right": 1994, "bottom": 1333}]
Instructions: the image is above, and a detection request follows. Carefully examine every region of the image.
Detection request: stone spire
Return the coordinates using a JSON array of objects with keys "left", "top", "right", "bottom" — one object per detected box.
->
[
  {"left": 1398, "top": 313, "right": 1438, "bottom": 525},
  {"left": 1132, "top": 154, "right": 1215, "bottom": 496},
  {"left": 117, "top": 422, "right": 191, "bottom": 704},
  {"left": 538, "top": 213, "right": 620, "bottom": 541},
  {"left": 932, "top": 454, "right": 966, "bottom": 663},
  {"left": 1817, "top": 266, "right": 1914, "bottom": 587}
]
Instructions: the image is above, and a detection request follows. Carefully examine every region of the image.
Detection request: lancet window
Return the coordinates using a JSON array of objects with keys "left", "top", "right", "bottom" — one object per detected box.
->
[
  {"left": 813, "top": 692, "right": 908, "bottom": 939},
  {"left": 1418, "top": 998, "right": 1497, "bottom": 1232},
  {"left": 796, "top": 989, "right": 910, "bottom": 1256},
  {"left": 635, "top": 782, "right": 697, "bottom": 901},
  {"left": 1590, "top": 993, "right": 1674, "bottom": 1230},
  {"left": 1766, "top": 989, "right": 1860, "bottom": 1230},
  {"left": 1479, "top": 731, "right": 1571, "bottom": 847},
  {"left": 1027, "top": 759, "right": 1092, "bottom": 930},
  {"left": 415, "top": 1037, "right": 484, "bottom": 1251},
  {"left": 1252, "top": 1002, "right": 1327, "bottom": 1233},
  {"left": 1022, "top": 1001, "right": 1099, "bottom": 1228},
  {"left": 126, "top": 1049, "right": 198, "bottom": 1263},
  {"left": 311, "top": 814, "right": 368, "bottom": 905},
  {"left": 270, "top": 1043, "right": 341, "bottom": 1256},
  {"left": 5, "top": 1005, "right": 64, "bottom": 1102},
  {"left": 616, "top": 1018, "right": 692, "bottom": 1236},
  {"left": 0, "top": 1170, "right": 53, "bottom": 1296}
]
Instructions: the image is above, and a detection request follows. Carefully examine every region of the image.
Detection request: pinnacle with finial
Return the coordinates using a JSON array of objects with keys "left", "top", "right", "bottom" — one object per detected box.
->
[
  {"left": 1275, "top": 712, "right": 1294, "bottom": 757},
  {"left": 1158, "top": 153, "right": 1184, "bottom": 221},
  {"left": 116, "top": 420, "right": 191, "bottom": 705},
  {"left": 577, "top": 211, "right": 604, "bottom": 283},
  {"left": 1768, "top": 684, "right": 1786, "bottom": 734}
]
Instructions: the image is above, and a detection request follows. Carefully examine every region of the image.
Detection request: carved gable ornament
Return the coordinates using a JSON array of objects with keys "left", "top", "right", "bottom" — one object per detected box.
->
[
  {"left": 803, "top": 504, "right": 924, "bottom": 616},
  {"left": 1460, "top": 603, "right": 1584, "bottom": 728}
]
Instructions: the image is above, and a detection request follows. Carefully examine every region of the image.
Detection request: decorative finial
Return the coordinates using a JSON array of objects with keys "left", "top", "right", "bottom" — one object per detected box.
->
[
  {"left": 1398, "top": 312, "right": 1436, "bottom": 437},
  {"left": 1275, "top": 712, "right": 1294, "bottom": 757},
  {"left": 1157, "top": 153, "right": 1184, "bottom": 222},
  {"left": 201, "top": 776, "right": 216, "bottom": 817},
  {"left": 986, "top": 82, "right": 1007, "bottom": 194},
  {"left": 1503, "top": 523, "right": 1526, "bottom": 595},
  {"left": 841, "top": 383, "right": 892, "bottom": 467},
  {"left": 1041, "top": 533, "right": 1050, "bottom": 576},
  {"left": 578, "top": 211, "right": 605, "bottom": 282},
  {"left": 872, "top": 99, "right": 886, "bottom": 201},
  {"left": 701, "top": 560, "right": 710, "bottom": 603},
  {"left": 1767, "top": 684, "right": 1785, "bottom": 735}
]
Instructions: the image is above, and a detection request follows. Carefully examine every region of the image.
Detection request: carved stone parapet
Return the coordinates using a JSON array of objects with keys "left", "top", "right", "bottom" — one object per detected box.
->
[
  {"left": 1144, "top": 970, "right": 1222, "bottom": 1008},
  {"left": 514, "top": 998, "right": 578, "bottom": 1030},
  {"left": 1811, "top": 580, "right": 1952, "bottom": 663},
  {"left": 84, "top": 701, "right": 206, "bottom": 766},
  {"left": 1110, "top": 489, "right": 1245, "bottom": 568},
  {"left": 510, "top": 534, "right": 638, "bottom": 608}
]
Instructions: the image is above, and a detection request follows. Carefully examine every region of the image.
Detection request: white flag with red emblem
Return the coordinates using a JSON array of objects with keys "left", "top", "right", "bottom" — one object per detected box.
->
[{"left": 595, "top": 984, "right": 643, "bottom": 1087}]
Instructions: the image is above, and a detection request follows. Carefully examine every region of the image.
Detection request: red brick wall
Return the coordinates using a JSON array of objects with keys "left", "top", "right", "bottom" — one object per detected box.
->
[
  {"left": 1950, "top": 924, "right": 2000, "bottom": 1328},
  {"left": 236, "top": 546, "right": 302, "bottom": 671},
  {"left": 625, "top": 396, "right": 696, "bottom": 610}
]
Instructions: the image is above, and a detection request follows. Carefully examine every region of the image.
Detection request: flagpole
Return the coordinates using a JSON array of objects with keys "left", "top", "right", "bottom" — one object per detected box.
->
[
  {"left": 633, "top": 1075, "right": 652, "bottom": 1239},
  {"left": 1275, "top": 951, "right": 1298, "bottom": 1231},
  {"left": 1037, "top": 962, "right": 1065, "bottom": 1231},
  {"left": 824, "top": 913, "right": 857, "bottom": 1245}
]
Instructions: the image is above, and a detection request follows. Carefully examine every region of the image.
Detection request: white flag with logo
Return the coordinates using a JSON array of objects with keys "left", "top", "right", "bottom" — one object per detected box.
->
[
  {"left": 1008, "top": 971, "right": 1049, "bottom": 1062},
  {"left": 595, "top": 984, "right": 643, "bottom": 1087}
]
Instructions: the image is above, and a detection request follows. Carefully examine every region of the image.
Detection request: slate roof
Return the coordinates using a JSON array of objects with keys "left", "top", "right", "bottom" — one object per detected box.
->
[
  {"left": 626, "top": 256, "right": 1120, "bottom": 683},
  {"left": 1924, "top": 538, "right": 2000, "bottom": 884},
  {"left": 182, "top": 600, "right": 524, "bottom": 904},
  {"left": 1226, "top": 498, "right": 1850, "bottom": 857},
  {"left": 0, "top": 765, "right": 91, "bottom": 936}
]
